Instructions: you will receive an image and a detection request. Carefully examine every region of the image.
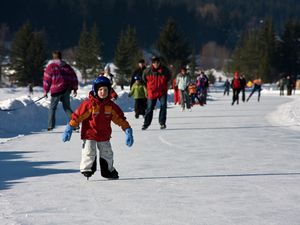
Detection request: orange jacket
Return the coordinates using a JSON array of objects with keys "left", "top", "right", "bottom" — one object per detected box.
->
[
  {"left": 253, "top": 79, "right": 262, "bottom": 85},
  {"left": 188, "top": 83, "right": 197, "bottom": 94},
  {"left": 69, "top": 92, "right": 130, "bottom": 142}
]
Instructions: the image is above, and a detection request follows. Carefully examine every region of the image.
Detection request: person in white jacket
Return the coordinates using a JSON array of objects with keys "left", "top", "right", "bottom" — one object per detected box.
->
[
  {"left": 103, "top": 64, "right": 117, "bottom": 88},
  {"left": 176, "top": 67, "right": 191, "bottom": 111}
]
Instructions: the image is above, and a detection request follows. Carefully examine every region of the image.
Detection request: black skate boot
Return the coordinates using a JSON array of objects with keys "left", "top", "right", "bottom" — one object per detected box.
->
[
  {"left": 100, "top": 158, "right": 119, "bottom": 180},
  {"left": 142, "top": 124, "right": 149, "bottom": 130},
  {"left": 81, "top": 157, "right": 97, "bottom": 180},
  {"left": 103, "top": 169, "right": 119, "bottom": 180},
  {"left": 160, "top": 124, "right": 166, "bottom": 130},
  {"left": 81, "top": 171, "right": 93, "bottom": 180}
]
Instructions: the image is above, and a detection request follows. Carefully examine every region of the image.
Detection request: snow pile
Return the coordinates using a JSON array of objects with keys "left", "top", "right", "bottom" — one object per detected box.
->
[
  {"left": 1, "top": 84, "right": 300, "bottom": 143},
  {"left": 268, "top": 96, "right": 300, "bottom": 130}
]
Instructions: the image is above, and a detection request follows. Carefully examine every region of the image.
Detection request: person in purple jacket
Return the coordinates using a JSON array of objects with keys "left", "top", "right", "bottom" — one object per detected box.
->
[{"left": 43, "top": 51, "right": 78, "bottom": 131}]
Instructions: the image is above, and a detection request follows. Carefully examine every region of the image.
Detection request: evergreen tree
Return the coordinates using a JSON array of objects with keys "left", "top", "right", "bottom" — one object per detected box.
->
[
  {"left": 27, "top": 31, "right": 47, "bottom": 86},
  {"left": 126, "top": 26, "right": 143, "bottom": 70},
  {"left": 231, "top": 29, "right": 261, "bottom": 80},
  {"left": 0, "top": 23, "right": 9, "bottom": 86},
  {"left": 278, "top": 20, "right": 300, "bottom": 78},
  {"left": 189, "top": 48, "right": 196, "bottom": 79},
  {"left": 75, "top": 23, "right": 90, "bottom": 84},
  {"left": 10, "top": 22, "right": 47, "bottom": 86},
  {"left": 231, "top": 20, "right": 277, "bottom": 82},
  {"left": 75, "top": 23, "right": 102, "bottom": 84},
  {"left": 257, "top": 19, "right": 277, "bottom": 82},
  {"left": 155, "top": 18, "right": 191, "bottom": 73},
  {"left": 89, "top": 24, "right": 103, "bottom": 74},
  {"left": 114, "top": 26, "right": 142, "bottom": 87}
]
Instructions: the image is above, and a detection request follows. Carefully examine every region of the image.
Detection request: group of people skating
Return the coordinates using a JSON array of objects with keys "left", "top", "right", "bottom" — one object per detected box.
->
[
  {"left": 42, "top": 50, "right": 268, "bottom": 180},
  {"left": 227, "top": 71, "right": 262, "bottom": 105},
  {"left": 173, "top": 69, "right": 209, "bottom": 111},
  {"left": 43, "top": 52, "right": 174, "bottom": 180},
  {"left": 278, "top": 75, "right": 296, "bottom": 96}
]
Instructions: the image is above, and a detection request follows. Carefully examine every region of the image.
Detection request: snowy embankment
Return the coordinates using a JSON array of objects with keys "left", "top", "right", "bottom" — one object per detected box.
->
[
  {"left": 1, "top": 85, "right": 300, "bottom": 143},
  {"left": 267, "top": 95, "right": 300, "bottom": 130},
  {"left": 0, "top": 85, "right": 133, "bottom": 143}
]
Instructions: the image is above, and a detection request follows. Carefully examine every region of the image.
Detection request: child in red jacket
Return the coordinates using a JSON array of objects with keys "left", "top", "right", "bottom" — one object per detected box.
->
[{"left": 62, "top": 76, "right": 134, "bottom": 180}]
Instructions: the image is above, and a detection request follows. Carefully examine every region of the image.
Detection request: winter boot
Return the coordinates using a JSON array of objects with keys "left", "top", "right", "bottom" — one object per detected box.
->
[
  {"left": 100, "top": 158, "right": 119, "bottom": 179},
  {"left": 104, "top": 169, "right": 119, "bottom": 180},
  {"left": 160, "top": 124, "right": 166, "bottom": 130},
  {"left": 142, "top": 124, "right": 149, "bottom": 130}
]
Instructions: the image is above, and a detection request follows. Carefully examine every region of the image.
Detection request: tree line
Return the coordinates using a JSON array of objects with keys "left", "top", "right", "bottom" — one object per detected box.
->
[
  {"left": 1, "top": 17, "right": 300, "bottom": 87},
  {"left": 1, "top": 18, "right": 191, "bottom": 87},
  {"left": 231, "top": 19, "right": 300, "bottom": 82}
]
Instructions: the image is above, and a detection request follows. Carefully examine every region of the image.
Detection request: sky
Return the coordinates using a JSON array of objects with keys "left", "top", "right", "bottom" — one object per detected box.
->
[{"left": 1, "top": 79, "right": 300, "bottom": 225}]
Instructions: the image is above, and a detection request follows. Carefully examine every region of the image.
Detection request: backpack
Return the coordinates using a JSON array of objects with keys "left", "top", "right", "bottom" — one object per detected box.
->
[{"left": 232, "top": 78, "right": 241, "bottom": 89}]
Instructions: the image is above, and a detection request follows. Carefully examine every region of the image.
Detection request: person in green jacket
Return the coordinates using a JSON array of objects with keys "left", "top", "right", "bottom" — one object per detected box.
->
[{"left": 129, "top": 76, "right": 147, "bottom": 118}]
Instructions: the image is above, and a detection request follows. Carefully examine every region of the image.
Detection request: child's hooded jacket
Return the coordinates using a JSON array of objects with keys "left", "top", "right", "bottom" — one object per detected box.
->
[{"left": 69, "top": 92, "right": 130, "bottom": 142}]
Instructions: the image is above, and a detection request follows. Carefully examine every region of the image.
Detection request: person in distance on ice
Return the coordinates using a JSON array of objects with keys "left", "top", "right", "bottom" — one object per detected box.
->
[
  {"left": 43, "top": 51, "right": 78, "bottom": 131},
  {"left": 246, "top": 78, "right": 262, "bottom": 102},
  {"left": 130, "top": 58, "right": 147, "bottom": 89},
  {"left": 231, "top": 71, "right": 241, "bottom": 105},
  {"left": 175, "top": 66, "right": 191, "bottom": 111},
  {"left": 223, "top": 79, "right": 230, "bottom": 96},
  {"left": 239, "top": 74, "right": 247, "bottom": 102},
  {"left": 128, "top": 76, "right": 147, "bottom": 119},
  {"left": 141, "top": 56, "right": 171, "bottom": 130},
  {"left": 61, "top": 76, "right": 134, "bottom": 180},
  {"left": 99, "top": 65, "right": 118, "bottom": 100}
]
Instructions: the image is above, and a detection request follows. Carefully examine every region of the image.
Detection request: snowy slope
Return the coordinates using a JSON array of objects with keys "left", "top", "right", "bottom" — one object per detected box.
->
[{"left": 1, "top": 87, "right": 300, "bottom": 225}]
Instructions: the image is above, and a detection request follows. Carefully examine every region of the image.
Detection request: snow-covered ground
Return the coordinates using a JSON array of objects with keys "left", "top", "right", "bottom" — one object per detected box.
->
[{"left": 1, "top": 85, "right": 300, "bottom": 225}]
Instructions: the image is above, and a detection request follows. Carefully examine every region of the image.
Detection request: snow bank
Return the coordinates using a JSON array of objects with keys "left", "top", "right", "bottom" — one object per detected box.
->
[
  {"left": 267, "top": 96, "right": 300, "bottom": 130},
  {"left": 1, "top": 85, "right": 300, "bottom": 143}
]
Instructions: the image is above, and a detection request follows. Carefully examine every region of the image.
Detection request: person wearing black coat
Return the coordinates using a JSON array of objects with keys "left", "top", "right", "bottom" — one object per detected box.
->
[
  {"left": 130, "top": 59, "right": 146, "bottom": 88},
  {"left": 240, "top": 75, "right": 247, "bottom": 102}
]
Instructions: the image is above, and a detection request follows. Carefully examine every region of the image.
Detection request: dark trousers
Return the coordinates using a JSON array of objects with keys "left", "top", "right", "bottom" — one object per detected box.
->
[
  {"left": 241, "top": 88, "right": 245, "bottom": 102},
  {"left": 134, "top": 98, "right": 147, "bottom": 117},
  {"left": 224, "top": 88, "right": 229, "bottom": 96},
  {"left": 232, "top": 89, "right": 240, "bottom": 105},
  {"left": 280, "top": 87, "right": 284, "bottom": 96},
  {"left": 179, "top": 89, "right": 191, "bottom": 109},
  {"left": 247, "top": 87, "right": 261, "bottom": 102},
  {"left": 48, "top": 90, "right": 72, "bottom": 129},
  {"left": 190, "top": 93, "right": 201, "bottom": 105},
  {"left": 143, "top": 94, "right": 167, "bottom": 127}
]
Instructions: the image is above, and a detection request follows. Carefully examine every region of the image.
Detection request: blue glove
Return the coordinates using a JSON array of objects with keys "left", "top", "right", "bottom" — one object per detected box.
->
[
  {"left": 125, "top": 128, "right": 134, "bottom": 147},
  {"left": 62, "top": 124, "right": 73, "bottom": 142}
]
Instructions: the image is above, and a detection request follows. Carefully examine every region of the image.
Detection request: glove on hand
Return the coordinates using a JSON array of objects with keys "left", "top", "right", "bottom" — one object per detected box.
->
[
  {"left": 62, "top": 124, "right": 73, "bottom": 142},
  {"left": 125, "top": 128, "right": 134, "bottom": 147}
]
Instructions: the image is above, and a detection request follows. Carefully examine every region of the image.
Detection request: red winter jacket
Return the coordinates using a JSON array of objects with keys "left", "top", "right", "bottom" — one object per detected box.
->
[
  {"left": 231, "top": 78, "right": 241, "bottom": 90},
  {"left": 142, "top": 65, "right": 171, "bottom": 99},
  {"left": 43, "top": 59, "right": 78, "bottom": 96},
  {"left": 69, "top": 92, "right": 130, "bottom": 142}
]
